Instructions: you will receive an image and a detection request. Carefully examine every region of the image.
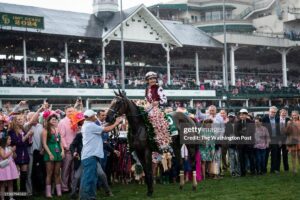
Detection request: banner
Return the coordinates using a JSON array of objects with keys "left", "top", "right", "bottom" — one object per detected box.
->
[{"left": 0, "top": 12, "right": 44, "bottom": 29}]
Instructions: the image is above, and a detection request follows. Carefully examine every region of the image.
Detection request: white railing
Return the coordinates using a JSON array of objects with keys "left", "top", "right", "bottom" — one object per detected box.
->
[
  {"left": 253, "top": 0, "right": 274, "bottom": 10},
  {"left": 210, "top": 31, "right": 285, "bottom": 39},
  {"left": 239, "top": 0, "right": 275, "bottom": 19},
  {"left": 192, "top": 18, "right": 252, "bottom": 26}
]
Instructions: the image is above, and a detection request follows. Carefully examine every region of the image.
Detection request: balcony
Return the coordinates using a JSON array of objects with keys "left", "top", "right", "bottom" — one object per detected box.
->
[
  {"left": 287, "top": 7, "right": 300, "bottom": 20},
  {"left": 191, "top": 17, "right": 253, "bottom": 33},
  {"left": 191, "top": 18, "right": 252, "bottom": 26}
]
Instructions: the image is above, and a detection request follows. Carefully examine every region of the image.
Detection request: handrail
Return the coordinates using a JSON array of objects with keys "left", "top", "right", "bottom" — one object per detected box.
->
[
  {"left": 253, "top": 0, "right": 274, "bottom": 10},
  {"left": 239, "top": 0, "right": 275, "bottom": 19},
  {"left": 238, "top": 7, "right": 253, "bottom": 19}
]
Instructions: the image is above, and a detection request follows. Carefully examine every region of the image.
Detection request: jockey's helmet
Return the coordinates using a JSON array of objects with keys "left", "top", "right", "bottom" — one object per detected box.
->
[{"left": 145, "top": 71, "right": 157, "bottom": 80}]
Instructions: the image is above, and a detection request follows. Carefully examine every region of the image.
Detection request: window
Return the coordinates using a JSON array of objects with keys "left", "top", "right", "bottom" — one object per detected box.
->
[
  {"left": 212, "top": 11, "right": 221, "bottom": 20},
  {"left": 200, "top": 13, "right": 205, "bottom": 21},
  {"left": 226, "top": 10, "right": 232, "bottom": 19},
  {"left": 205, "top": 12, "right": 212, "bottom": 21}
]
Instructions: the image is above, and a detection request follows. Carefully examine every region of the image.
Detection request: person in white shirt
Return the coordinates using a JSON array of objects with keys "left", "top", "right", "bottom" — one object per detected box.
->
[
  {"left": 80, "top": 110, "right": 122, "bottom": 200},
  {"left": 196, "top": 105, "right": 225, "bottom": 177}
]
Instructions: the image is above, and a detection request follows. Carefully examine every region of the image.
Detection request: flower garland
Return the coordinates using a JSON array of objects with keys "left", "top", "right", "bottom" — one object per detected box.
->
[
  {"left": 127, "top": 106, "right": 171, "bottom": 153},
  {"left": 148, "top": 107, "right": 172, "bottom": 150}
]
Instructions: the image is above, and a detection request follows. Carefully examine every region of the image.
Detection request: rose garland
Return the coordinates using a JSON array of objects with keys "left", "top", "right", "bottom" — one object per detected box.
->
[
  {"left": 127, "top": 106, "right": 171, "bottom": 153},
  {"left": 148, "top": 107, "right": 172, "bottom": 150}
]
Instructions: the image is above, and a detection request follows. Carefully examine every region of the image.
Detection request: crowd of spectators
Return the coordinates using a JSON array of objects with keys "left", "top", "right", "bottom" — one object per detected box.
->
[
  {"left": 1, "top": 60, "right": 300, "bottom": 96},
  {"left": 1, "top": 99, "right": 300, "bottom": 199}
]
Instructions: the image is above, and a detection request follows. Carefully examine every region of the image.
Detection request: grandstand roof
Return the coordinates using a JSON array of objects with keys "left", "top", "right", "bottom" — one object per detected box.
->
[
  {"left": 0, "top": 2, "right": 222, "bottom": 48},
  {"left": 162, "top": 20, "right": 223, "bottom": 48}
]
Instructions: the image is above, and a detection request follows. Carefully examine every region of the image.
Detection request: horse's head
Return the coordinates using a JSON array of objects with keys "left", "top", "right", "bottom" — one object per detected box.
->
[{"left": 106, "top": 89, "right": 128, "bottom": 124}]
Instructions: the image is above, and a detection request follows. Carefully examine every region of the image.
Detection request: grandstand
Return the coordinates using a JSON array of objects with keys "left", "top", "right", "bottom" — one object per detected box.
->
[{"left": 0, "top": 0, "right": 300, "bottom": 112}]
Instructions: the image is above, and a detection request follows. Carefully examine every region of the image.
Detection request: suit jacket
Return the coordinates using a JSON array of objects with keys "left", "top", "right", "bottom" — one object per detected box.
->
[
  {"left": 235, "top": 118, "right": 255, "bottom": 147},
  {"left": 70, "top": 133, "right": 82, "bottom": 170},
  {"left": 262, "top": 115, "right": 281, "bottom": 144}
]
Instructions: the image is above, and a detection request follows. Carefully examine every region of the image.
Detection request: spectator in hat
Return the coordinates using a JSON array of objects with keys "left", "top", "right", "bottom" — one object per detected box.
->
[
  {"left": 69, "top": 112, "right": 85, "bottom": 200},
  {"left": 42, "top": 111, "right": 64, "bottom": 198},
  {"left": 236, "top": 109, "right": 255, "bottom": 176},
  {"left": 79, "top": 110, "right": 122, "bottom": 200},
  {"left": 225, "top": 112, "right": 240, "bottom": 177}
]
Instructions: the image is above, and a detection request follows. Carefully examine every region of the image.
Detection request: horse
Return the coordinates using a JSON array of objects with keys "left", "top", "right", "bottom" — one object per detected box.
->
[{"left": 106, "top": 90, "right": 198, "bottom": 197}]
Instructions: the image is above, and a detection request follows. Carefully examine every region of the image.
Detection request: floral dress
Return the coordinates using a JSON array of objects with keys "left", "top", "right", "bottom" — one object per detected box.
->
[{"left": 199, "top": 128, "right": 215, "bottom": 161}]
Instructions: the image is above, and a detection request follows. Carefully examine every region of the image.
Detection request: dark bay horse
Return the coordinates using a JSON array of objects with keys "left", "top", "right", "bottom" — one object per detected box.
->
[{"left": 106, "top": 90, "right": 198, "bottom": 196}]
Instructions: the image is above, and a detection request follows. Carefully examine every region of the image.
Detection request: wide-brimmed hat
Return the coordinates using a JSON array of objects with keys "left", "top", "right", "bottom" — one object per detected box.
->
[
  {"left": 145, "top": 71, "right": 157, "bottom": 80},
  {"left": 69, "top": 112, "right": 85, "bottom": 131},
  {"left": 43, "top": 110, "right": 59, "bottom": 120},
  {"left": 239, "top": 109, "right": 248, "bottom": 114}
]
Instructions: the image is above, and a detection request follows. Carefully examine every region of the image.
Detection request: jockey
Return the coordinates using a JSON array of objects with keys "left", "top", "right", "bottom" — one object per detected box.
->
[
  {"left": 145, "top": 71, "right": 167, "bottom": 109},
  {"left": 144, "top": 72, "right": 172, "bottom": 152}
]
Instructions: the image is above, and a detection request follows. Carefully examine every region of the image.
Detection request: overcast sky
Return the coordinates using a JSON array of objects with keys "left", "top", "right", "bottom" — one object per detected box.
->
[{"left": 0, "top": 0, "right": 168, "bottom": 13}]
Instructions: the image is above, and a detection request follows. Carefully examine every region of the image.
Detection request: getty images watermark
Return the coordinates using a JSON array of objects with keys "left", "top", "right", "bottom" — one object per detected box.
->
[
  {"left": 180, "top": 123, "right": 253, "bottom": 145},
  {"left": 180, "top": 122, "right": 299, "bottom": 145}
]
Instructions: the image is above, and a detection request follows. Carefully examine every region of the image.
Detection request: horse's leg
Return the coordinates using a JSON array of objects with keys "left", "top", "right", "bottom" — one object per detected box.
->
[
  {"left": 188, "top": 145, "right": 198, "bottom": 191},
  {"left": 172, "top": 137, "right": 185, "bottom": 190},
  {"left": 137, "top": 148, "right": 153, "bottom": 197}
]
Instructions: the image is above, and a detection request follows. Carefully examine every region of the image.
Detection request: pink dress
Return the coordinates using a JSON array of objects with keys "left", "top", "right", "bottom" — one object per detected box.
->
[{"left": 0, "top": 147, "right": 19, "bottom": 181}]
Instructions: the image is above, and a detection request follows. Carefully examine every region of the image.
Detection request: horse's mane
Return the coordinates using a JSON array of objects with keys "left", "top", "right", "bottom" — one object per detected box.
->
[{"left": 129, "top": 100, "right": 143, "bottom": 114}]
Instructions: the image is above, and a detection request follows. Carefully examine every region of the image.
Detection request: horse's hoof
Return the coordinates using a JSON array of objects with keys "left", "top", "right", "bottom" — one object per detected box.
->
[
  {"left": 179, "top": 185, "right": 183, "bottom": 190},
  {"left": 192, "top": 186, "right": 197, "bottom": 191}
]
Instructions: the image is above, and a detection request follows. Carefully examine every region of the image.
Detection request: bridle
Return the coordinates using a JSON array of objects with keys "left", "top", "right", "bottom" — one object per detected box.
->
[
  {"left": 109, "top": 98, "right": 154, "bottom": 120},
  {"left": 108, "top": 108, "right": 120, "bottom": 120}
]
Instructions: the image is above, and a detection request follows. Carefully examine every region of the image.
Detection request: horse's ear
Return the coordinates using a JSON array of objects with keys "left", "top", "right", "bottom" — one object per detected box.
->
[
  {"left": 114, "top": 90, "right": 119, "bottom": 96},
  {"left": 118, "top": 89, "right": 122, "bottom": 97}
]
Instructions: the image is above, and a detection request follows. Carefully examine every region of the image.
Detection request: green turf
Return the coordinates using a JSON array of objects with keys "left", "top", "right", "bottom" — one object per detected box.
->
[
  {"left": 31, "top": 155, "right": 300, "bottom": 200},
  {"left": 32, "top": 171, "right": 300, "bottom": 200}
]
